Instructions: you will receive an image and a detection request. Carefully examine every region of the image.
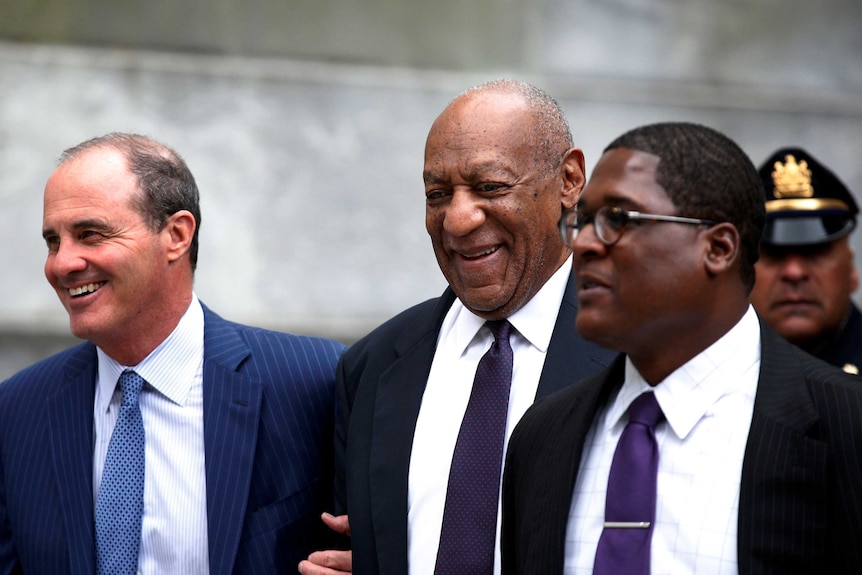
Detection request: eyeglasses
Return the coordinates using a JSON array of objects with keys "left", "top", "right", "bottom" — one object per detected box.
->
[{"left": 559, "top": 205, "right": 716, "bottom": 247}]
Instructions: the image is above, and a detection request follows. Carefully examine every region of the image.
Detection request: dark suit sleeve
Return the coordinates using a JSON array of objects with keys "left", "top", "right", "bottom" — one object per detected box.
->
[
  {"left": 328, "top": 348, "right": 362, "bottom": 555},
  {"left": 739, "top": 326, "right": 862, "bottom": 573},
  {"left": 797, "top": 360, "right": 862, "bottom": 570},
  {"left": 0, "top": 344, "right": 97, "bottom": 575},
  {"left": 333, "top": 354, "right": 353, "bottom": 518},
  {"left": 810, "top": 370, "right": 862, "bottom": 570},
  {"left": 502, "top": 359, "right": 621, "bottom": 575},
  {"left": 0, "top": 394, "right": 23, "bottom": 575},
  {"left": 212, "top": 322, "right": 348, "bottom": 573},
  {"left": 501, "top": 388, "right": 586, "bottom": 575},
  {"left": 500, "top": 410, "right": 527, "bottom": 574}
]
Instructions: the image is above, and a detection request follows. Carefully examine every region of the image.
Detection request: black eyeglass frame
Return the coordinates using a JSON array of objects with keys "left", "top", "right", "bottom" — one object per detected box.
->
[{"left": 559, "top": 205, "right": 716, "bottom": 247}]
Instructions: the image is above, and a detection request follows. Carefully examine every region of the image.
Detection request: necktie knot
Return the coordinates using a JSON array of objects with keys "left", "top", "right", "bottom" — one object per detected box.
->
[
  {"left": 486, "top": 319, "right": 513, "bottom": 343},
  {"left": 118, "top": 370, "right": 145, "bottom": 407},
  {"left": 628, "top": 391, "right": 663, "bottom": 429}
]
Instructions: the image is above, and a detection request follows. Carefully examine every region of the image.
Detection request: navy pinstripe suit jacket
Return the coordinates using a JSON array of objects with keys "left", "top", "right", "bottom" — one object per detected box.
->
[
  {"left": 0, "top": 304, "right": 346, "bottom": 575},
  {"left": 501, "top": 318, "right": 862, "bottom": 574}
]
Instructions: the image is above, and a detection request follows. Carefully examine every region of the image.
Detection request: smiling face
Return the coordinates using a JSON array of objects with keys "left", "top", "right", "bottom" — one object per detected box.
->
[
  {"left": 751, "top": 238, "right": 858, "bottom": 349},
  {"left": 572, "top": 148, "right": 713, "bottom": 362},
  {"left": 423, "top": 91, "right": 582, "bottom": 320},
  {"left": 42, "top": 146, "right": 194, "bottom": 364}
]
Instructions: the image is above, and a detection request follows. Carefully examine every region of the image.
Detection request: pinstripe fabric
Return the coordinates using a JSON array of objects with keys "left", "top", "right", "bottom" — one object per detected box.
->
[
  {"left": 0, "top": 344, "right": 98, "bottom": 575},
  {"left": 0, "top": 304, "right": 345, "bottom": 575},
  {"left": 737, "top": 325, "right": 862, "bottom": 574},
  {"left": 501, "top": 319, "right": 862, "bottom": 575}
]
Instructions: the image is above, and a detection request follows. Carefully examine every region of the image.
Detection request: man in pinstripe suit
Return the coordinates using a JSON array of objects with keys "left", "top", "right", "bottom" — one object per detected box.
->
[
  {"left": 502, "top": 122, "right": 862, "bottom": 574},
  {"left": 0, "top": 133, "right": 346, "bottom": 574}
]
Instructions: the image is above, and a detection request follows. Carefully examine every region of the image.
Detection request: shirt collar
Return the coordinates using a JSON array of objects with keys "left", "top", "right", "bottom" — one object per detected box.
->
[
  {"left": 96, "top": 294, "right": 205, "bottom": 407},
  {"left": 447, "top": 255, "right": 573, "bottom": 355},
  {"left": 606, "top": 305, "right": 761, "bottom": 440}
]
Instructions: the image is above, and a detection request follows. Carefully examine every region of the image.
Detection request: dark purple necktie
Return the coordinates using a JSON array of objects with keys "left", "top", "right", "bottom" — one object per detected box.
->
[
  {"left": 434, "top": 320, "right": 514, "bottom": 575},
  {"left": 594, "top": 391, "right": 664, "bottom": 575}
]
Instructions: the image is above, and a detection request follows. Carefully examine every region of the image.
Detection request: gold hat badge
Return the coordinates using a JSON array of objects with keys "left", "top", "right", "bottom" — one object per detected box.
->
[{"left": 772, "top": 154, "right": 813, "bottom": 199}]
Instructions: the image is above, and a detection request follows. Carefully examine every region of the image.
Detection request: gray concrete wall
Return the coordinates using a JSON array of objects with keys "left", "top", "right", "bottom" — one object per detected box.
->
[
  {"left": 2, "top": 0, "right": 861, "bottom": 379},
  {"left": 1, "top": 0, "right": 532, "bottom": 68}
]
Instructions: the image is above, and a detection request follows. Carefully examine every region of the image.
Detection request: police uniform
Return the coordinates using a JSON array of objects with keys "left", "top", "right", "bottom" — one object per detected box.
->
[{"left": 760, "top": 146, "right": 862, "bottom": 375}]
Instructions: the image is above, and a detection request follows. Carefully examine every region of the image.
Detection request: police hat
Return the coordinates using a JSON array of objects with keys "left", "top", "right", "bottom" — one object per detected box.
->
[{"left": 759, "top": 147, "right": 857, "bottom": 247}]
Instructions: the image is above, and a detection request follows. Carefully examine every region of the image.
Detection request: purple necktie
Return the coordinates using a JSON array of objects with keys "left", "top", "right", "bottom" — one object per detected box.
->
[
  {"left": 594, "top": 391, "right": 664, "bottom": 575},
  {"left": 434, "top": 320, "right": 514, "bottom": 575}
]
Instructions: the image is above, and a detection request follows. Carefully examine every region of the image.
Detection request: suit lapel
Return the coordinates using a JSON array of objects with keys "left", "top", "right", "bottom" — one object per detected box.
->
[
  {"left": 508, "top": 357, "right": 623, "bottom": 568},
  {"left": 46, "top": 344, "right": 98, "bottom": 574},
  {"left": 738, "top": 321, "right": 825, "bottom": 574},
  {"left": 370, "top": 291, "right": 455, "bottom": 574},
  {"left": 551, "top": 359, "right": 624, "bottom": 545},
  {"left": 200, "top": 308, "right": 263, "bottom": 575}
]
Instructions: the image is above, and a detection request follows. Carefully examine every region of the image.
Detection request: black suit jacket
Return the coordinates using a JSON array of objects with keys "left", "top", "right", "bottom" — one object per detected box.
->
[
  {"left": 334, "top": 271, "right": 617, "bottom": 575},
  {"left": 501, "top": 319, "right": 862, "bottom": 574},
  {"left": 818, "top": 302, "right": 862, "bottom": 375}
]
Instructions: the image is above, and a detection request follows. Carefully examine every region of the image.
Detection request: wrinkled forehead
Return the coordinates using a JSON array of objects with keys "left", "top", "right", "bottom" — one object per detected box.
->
[
  {"left": 425, "top": 101, "right": 541, "bottom": 179},
  {"left": 428, "top": 92, "right": 535, "bottom": 146},
  {"left": 51, "top": 146, "right": 132, "bottom": 186},
  {"left": 44, "top": 146, "right": 140, "bottom": 210}
]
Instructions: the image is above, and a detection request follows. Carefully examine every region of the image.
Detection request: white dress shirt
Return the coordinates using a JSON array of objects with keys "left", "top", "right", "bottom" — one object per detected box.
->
[
  {"left": 94, "top": 295, "right": 209, "bottom": 574},
  {"left": 408, "top": 256, "right": 573, "bottom": 575},
  {"left": 565, "top": 305, "right": 761, "bottom": 575}
]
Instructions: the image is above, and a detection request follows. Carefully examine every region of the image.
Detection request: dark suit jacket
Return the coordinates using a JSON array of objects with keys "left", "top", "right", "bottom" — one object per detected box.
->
[
  {"left": 818, "top": 302, "right": 862, "bottom": 375},
  {"left": 0, "top": 304, "right": 346, "bottom": 575},
  {"left": 335, "top": 272, "right": 617, "bottom": 575},
  {"left": 501, "top": 319, "right": 862, "bottom": 574}
]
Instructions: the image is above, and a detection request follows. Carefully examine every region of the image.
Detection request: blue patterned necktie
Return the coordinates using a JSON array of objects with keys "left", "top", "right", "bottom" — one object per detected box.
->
[
  {"left": 96, "top": 370, "right": 146, "bottom": 575},
  {"left": 594, "top": 391, "right": 664, "bottom": 575},
  {"left": 434, "top": 320, "right": 514, "bottom": 575}
]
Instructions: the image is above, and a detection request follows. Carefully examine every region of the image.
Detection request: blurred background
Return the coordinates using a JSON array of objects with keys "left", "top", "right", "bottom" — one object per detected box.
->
[{"left": 2, "top": 0, "right": 861, "bottom": 379}]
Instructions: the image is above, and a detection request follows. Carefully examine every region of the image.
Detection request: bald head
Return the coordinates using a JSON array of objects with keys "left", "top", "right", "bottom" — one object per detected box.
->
[{"left": 444, "top": 79, "right": 574, "bottom": 172}]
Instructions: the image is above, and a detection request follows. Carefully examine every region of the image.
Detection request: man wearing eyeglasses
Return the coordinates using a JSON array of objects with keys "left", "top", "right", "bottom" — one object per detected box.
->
[
  {"left": 300, "top": 80, "right": 616, "bottom": 575},
  {"left": 502, "top": 122, "right": 862, "bottom": 574},
  {"left": 750, "top": 147, "right": 862, "bottom": 376}
]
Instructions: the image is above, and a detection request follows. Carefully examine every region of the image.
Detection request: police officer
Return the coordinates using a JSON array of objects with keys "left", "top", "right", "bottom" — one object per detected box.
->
[{"left": 751, "top": 146, "right": 862, "bottom": 375}]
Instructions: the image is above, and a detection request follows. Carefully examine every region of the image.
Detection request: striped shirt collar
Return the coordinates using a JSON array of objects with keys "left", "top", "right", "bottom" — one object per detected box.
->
[{"left": 96, "top": 294, "right": 205, "bottom": 408}]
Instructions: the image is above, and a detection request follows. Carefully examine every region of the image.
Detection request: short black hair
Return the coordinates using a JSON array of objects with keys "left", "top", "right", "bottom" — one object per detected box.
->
[
  {"left": 60, "top": 133, "right": 202, "bottom": 271},
  {"left": 605, "top": 122, "right": 765, "bottom": 291}
]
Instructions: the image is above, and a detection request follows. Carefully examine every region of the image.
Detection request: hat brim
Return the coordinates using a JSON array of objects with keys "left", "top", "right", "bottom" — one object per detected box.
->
[{"left": 761, "top": 215, "right": 856, "bottom": 246}]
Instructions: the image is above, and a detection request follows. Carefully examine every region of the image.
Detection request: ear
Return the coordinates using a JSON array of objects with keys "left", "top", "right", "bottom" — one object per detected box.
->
[
  {"left": 559, "top": 147, "right": 586, "bottom": 210},
  {"left": 162, "top": 210, "right": 196, "bottom": 264},
  {"left": 703, "top": 222, "right": 740, "bottom": 278}
]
